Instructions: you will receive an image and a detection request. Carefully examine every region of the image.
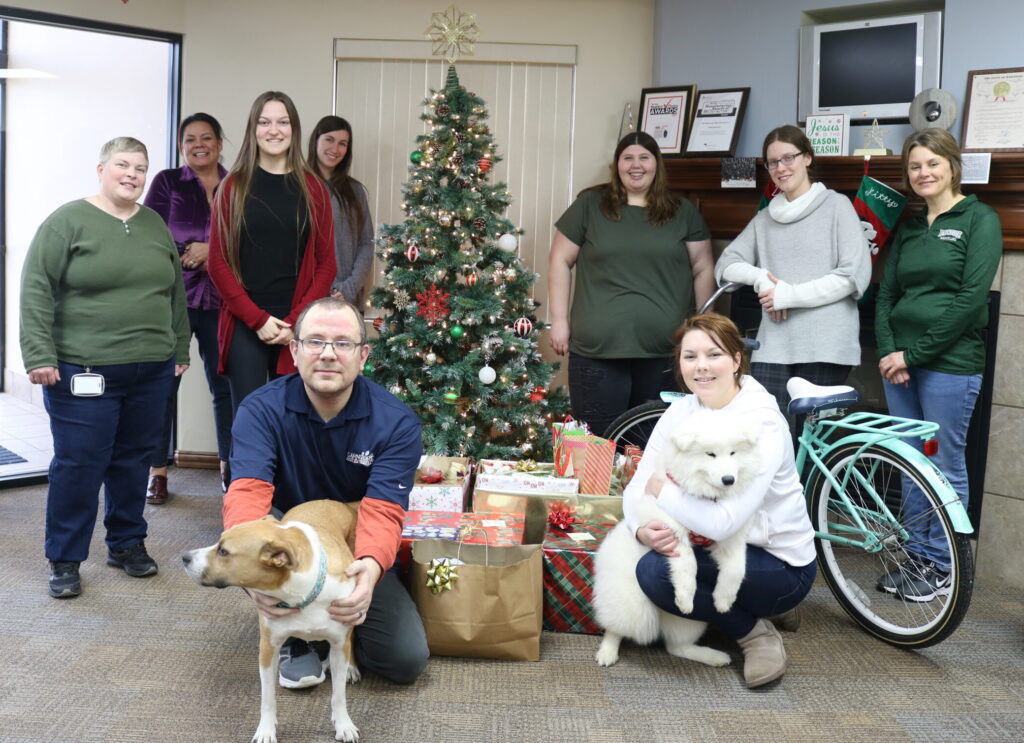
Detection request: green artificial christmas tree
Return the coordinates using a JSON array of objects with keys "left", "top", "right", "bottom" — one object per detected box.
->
[{"left": 366, "top": 65, "right": 568, "bottom": 459}]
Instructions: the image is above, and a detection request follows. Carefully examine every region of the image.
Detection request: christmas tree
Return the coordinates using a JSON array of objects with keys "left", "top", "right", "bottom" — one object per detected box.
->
[{"left": 366, "top": 65, "right": 568, "bottom": 459}]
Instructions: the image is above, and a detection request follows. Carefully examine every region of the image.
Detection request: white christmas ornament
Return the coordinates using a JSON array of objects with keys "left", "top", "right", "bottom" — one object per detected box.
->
[
  {"left": 497, "top": 233, "right": 518, "bottom": 253},
  {"left": 478, "top": 364, "right": 497, "bottom": 384}
]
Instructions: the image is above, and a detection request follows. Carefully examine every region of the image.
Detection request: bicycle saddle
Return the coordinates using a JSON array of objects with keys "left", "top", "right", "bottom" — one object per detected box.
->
[{"left": 785, "top": 377, "right": 859, "bottom": 416}]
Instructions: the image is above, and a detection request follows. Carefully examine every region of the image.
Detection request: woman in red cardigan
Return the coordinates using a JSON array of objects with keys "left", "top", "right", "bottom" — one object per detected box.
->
[{"left": 209, "top": 91, "right": 335, "bottom": 416}]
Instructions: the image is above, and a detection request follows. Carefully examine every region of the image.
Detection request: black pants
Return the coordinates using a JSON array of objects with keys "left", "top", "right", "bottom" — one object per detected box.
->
[
  {"left": 226, "top": 309, "right": 289, "bottom": 415},
  {"left": 568, "top": 353, "right": 678, "bottom": 437}
]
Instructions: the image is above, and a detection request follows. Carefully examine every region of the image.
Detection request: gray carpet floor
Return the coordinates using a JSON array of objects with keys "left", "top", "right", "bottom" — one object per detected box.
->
[{"left": 1, "top": 467, "right": 1022, "bottom": 743}]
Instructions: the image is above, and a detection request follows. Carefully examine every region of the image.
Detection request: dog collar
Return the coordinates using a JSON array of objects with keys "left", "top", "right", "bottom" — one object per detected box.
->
[{"left": 275, "top": 544, "right": 327, "bottom": 610}]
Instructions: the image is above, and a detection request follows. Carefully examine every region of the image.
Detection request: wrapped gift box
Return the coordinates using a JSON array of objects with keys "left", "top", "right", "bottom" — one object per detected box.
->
[
  {"left": 398, "top": 509, "right": 527, "bottom": 574},
  {"left": 476, "top": 459, "right": 579, "bottom": 495},
  {"left": 407, "top": 456, "right": 472, "bottom": 512},
  {"left": 541, "top": 520, "right": 616, "bottom": 635},
  {"left": 474, "top": 489, "right": 623, "bottom": 544}
]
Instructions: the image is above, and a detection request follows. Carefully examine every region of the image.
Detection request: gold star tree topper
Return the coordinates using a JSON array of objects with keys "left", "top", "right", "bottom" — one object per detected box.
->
[{"left": 424, "top": 5, "right": 479, "bottom": 64}]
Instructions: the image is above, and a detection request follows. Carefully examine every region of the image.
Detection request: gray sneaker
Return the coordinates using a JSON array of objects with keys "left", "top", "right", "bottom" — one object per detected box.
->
[
  {"left": 897, "top": 563, "right": 951, "bottom": 603},
  {"left": 49, "top": 561, "right": 81, "bottom": 598},
  {"left": 876, "top": 555, "right": 926, "bottom": 594},
  {"left": 278, "top": 639, "right": 329, "bottom": 689},
  {"left": 107, "top": 542, "right": 158, "bottom": 577}
]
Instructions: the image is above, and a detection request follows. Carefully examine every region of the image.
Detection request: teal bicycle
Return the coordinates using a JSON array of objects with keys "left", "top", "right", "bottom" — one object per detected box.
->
[{"left": 603, "top": 288, "right": 974, "bottom": 648}]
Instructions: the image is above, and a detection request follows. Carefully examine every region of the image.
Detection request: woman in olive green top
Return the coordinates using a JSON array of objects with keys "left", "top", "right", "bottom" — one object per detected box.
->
[
  {"left": 874, "top": 128, "right": 1001, "bottom": 602},
  {"left": 548, "top": 132, "right": 714, "bottom": 435},
  {"left": 20, "top": 136, "right": 190, "bottom": 599}
]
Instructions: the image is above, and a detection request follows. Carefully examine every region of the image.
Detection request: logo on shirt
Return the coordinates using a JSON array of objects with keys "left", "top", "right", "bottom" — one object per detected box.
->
[
  {"left": 937, "top": 228, "right": 963, "bottom": 242},
  {"left": 346, "top": 450, "right": 374, "bottom": 467}
]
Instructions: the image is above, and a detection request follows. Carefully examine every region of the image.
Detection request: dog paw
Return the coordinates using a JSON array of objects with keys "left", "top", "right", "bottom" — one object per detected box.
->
[
  {"left": 713, "top": 591, "right": 738, "bottom": 614},
  {"left": 690, "top": 647, "right": 732, "bottom": 667},
  {"left": 334, "top": 717, "right": 360, "bottom": 742},
  {"left": 251, "top": 722, "right": 277, "bottom": 743},
  {"left": 674, "top": 595, "right": 694, "bottom": 615},
  {"left": 346, "top": 664, "right": 362, "bottom": 684},
  {"left": 595, "top": 645, "right": 619, "bottom": 667}
]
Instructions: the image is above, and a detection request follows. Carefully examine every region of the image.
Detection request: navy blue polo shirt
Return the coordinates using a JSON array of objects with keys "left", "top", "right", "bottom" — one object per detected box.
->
[{"left": 230, "top": 373, "right": 422, "bottom": 513}]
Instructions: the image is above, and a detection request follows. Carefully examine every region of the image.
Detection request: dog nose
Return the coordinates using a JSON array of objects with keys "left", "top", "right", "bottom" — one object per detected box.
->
[
  {"left": 721, "top": 475, "right": 735, "bottom": 486},
  {"left": 181, "top": 552, "right": 192, "bottom": 565}
]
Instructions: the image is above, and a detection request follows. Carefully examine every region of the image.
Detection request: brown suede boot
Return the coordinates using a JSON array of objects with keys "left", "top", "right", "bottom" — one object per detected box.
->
[
  {"left": 737, "top": 618, "right": 788, "bottom": 688},
  {"left": 769, "top": 606, "right": 801, "bottom": 632}
]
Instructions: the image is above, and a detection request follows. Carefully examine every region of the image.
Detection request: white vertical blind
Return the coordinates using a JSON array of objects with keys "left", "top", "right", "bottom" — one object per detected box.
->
[{"left": 333, "top": 41, "right": 575, "bottom": 321}]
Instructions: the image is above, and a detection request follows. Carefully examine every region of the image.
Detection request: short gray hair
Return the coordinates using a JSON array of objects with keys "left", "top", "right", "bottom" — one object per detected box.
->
[
  {"left": 294, "top": 297, "right": 367, "bottom": 344},
  {"left": 99, "top": 136, "right": 148, "bottom": 165}
]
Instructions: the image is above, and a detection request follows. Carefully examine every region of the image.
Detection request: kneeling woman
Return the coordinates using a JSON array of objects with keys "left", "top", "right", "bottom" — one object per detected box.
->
[{"left": 624, "top": 313, "right": 816, "bottom": 687}]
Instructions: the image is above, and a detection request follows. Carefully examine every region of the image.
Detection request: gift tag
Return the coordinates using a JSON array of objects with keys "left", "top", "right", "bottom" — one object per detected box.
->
[
  {"left": 480, "top": 519, "right": 506, "bottom": 528},
  {"left": 568, "top": 532, "right": 596, "bottom": 542}
]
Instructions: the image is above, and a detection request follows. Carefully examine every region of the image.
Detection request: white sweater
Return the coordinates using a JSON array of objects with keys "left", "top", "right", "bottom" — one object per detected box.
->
[
  {"left": 622, "top": 376, "right": 816, "bottom": 566},
  {"left": 714, "top": 186, "right": 871, "bottom": 366}
]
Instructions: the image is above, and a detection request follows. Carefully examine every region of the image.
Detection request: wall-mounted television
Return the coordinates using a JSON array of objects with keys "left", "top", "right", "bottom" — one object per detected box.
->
[{"left": 798, "top": 12, "right": 943, "bottom": 124}]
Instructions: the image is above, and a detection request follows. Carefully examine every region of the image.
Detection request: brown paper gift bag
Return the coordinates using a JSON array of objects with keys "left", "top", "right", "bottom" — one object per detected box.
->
[{"left": 410, "top": 539, "right": 543, "bottom": 661}]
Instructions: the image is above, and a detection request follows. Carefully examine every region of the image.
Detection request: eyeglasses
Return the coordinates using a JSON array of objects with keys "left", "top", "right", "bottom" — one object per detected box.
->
[
  {"left": 296, "top": 338, "right": 363, "bottom": 356},
  {"left": 764, "top": 151, "right": 805, "bottom": 171}
]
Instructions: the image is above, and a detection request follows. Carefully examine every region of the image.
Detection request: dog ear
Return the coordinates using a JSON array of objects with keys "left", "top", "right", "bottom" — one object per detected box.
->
[
  {"left": 671, "top": 426, "right": 700, "bottom": 452},
  {"left": 259, "top": 540, "right": 295, "bottom": 569},
  {"left": 740, "top": 420, "right": 761, "bottom": 448}
]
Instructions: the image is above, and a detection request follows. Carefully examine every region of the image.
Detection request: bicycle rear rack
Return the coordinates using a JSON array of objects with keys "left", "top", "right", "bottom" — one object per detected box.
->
[{"left": 815, "top": 411, "right": 939, "bottom": 443}]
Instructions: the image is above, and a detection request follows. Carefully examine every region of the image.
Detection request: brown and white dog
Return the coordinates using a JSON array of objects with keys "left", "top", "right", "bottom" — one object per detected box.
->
[{"left": 182, "top": 500, "right": 360, "bottom": 743}]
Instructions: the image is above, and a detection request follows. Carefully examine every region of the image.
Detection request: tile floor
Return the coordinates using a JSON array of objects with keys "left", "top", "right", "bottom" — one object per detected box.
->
[{"left": 0, "top": 392, "right": 52, "bottom": 480}]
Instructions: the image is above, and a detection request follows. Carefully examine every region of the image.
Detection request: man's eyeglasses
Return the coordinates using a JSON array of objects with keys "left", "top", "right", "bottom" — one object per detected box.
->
[
  {"left": 296, "top": 338, "right": 363, "bottom": 356},
  {"left": 764, "top": 151, "right": 804, "bottom": 171}
]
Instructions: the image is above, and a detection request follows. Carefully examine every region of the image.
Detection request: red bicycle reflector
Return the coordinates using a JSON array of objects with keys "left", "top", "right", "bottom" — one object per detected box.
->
[{"left": 923, "top": 439, "right": 939, "bottom": 457}]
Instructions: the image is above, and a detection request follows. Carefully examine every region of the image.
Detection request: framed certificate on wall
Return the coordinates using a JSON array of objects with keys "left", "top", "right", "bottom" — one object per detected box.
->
[
  {"left": 962, "top": 67, "right": 1024, "bottom": 152},
  {"left": 639, "top": 85, "right": 696, "bottom": 156},
  {"left": 684, "top": 88, "right": 750, "bottom": 157}
]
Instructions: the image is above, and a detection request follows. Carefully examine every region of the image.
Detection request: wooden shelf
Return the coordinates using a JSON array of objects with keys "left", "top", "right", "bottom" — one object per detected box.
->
[{"left": 665, "top": 153, "right": 1024, "bottom": 249}]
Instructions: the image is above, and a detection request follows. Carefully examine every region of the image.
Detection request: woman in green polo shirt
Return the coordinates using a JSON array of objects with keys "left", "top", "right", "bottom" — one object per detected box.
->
[
  {"left": 548, "top": 132, "right": 714, "bottom": 436},
  {"left": 875, "top": 128, "right": 1002, "bottom": 602}
]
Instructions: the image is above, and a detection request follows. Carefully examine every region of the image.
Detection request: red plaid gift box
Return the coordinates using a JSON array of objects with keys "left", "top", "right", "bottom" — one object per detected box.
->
[{"left": 541, "top": 520, "right": 615, "bottom": 634}]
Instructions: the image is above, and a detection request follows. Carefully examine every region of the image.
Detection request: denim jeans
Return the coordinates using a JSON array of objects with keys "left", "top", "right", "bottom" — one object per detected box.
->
[
  {"left": 635, "top": 545, "right": 816, "bottom": 638},
  {"left": 43, "top": 359, "right": 176, "bottom": 562},
  {"left": 883, "top": 367, "right": 981, "bottom": 570},
  {"left": 148, "top": 308, "right": 233, "bottom": 466},
  {"left": 567, "top": 353, "right": 677, "bottom": 437}
]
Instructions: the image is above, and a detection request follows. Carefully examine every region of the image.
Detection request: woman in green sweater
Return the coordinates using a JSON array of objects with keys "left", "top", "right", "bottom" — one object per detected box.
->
[
  {"left": 20, "top": 137, "right": 190, "bottom": 599},
  {"left": 875, "top": 128, "right": 1002, "bottom": 602}
]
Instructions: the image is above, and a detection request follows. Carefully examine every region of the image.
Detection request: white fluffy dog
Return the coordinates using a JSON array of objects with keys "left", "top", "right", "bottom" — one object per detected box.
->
[{"left": 593, "top": 411, "right": 761, "bottom": 667}]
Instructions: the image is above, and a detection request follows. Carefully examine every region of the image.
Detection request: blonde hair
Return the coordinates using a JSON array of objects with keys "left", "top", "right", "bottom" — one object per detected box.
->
[
  {"left": 901, "top": 127, "right": 962, "bottom": 194},
  {"left": 99, "top": 137, "right": 148, "bottom": 165},
  {"left": 214, "top": 91, "right": 319, "bottom": 284}
]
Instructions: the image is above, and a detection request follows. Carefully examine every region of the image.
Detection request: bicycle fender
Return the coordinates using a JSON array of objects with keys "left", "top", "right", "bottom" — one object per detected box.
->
[{"left": 828, "top": 433, "right": 974, "bottom": 534}]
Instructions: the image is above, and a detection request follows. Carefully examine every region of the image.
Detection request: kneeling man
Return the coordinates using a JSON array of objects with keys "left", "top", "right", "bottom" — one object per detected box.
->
[{"left": 224, "top": 297, "right": 427, "bottom": 687}]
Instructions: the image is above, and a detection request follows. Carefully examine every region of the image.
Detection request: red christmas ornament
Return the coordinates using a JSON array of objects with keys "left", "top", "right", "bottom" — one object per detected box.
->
[
  {"left": 478, "top": 157, "right": 492, "bottom": 173},
  {"left": 372, "top": 317, "right": 384, "bottom": 332},
  {"left": 465, "top": 272, "right": 478, "bottom": 286},
  {"left": 513, "top": 317, "right": 533, "bottom": 337},
  {"left": 415, "top": 284, "right": 452, "bottom": 324},
  {"left": 529, "top": 386, "right": 546, "bottom": 403},
  {"left": 405, "top": 244, "right": 420, "bottom": 262}
]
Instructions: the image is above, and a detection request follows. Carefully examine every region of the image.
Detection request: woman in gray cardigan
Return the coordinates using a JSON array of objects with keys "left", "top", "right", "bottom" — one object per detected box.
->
[
  {"left": 307, "top": 115, "right": 374, "bottom": 307},
  {"left": 715, "top": 125, "right": 870, "bottom": 414}
]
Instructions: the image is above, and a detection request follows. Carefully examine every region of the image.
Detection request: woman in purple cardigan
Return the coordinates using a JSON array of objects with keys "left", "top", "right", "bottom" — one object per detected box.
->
[{"left": 143, "top": 113, "right": 233, "bottom": 502}]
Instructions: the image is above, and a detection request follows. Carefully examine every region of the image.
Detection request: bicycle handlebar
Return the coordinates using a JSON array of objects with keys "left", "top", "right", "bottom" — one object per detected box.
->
[{"left": 698, "top": 281, "right": 743, "bottom": 315}]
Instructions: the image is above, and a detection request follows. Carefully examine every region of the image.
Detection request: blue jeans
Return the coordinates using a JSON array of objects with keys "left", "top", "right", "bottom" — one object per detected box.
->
[
  {"left": 883, "top": 367, "right": 981, "bottom": 570},
  {"left": 635, "top": 546, "right": 816, "bottom": 638},
  {"left": 43, "top": 359, "right": 175, "bottom": 562},
  {"left": 148, "top": 308, "right": 233, "bottom": 465}
]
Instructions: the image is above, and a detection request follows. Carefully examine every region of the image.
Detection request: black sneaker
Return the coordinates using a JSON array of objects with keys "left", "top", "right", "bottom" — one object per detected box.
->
[
  {"left": 896, "top": 562, "right": 951, "bottom": 603},
  {"left": 107, "top": 543, "right": 159, "bottom": 577},
  {"left": 876, "top": 555, "right": 926, "bottom": 594},
  {"left": 49, "top": 560, "right": 81, "bottom": 598}
]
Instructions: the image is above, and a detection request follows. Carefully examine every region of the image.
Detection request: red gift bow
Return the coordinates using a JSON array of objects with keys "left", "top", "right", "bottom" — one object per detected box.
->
[{"left": 547, "top": 501, "right": 576, "bottom": 530}]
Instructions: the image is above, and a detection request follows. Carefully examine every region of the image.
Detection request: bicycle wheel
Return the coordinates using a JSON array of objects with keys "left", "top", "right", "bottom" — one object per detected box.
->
[
  {"left": 602, "top": 400, "right": 669, "bottom": 453},
  {"left": 807, "top": 442, "right": 973, "bottom": 648}
]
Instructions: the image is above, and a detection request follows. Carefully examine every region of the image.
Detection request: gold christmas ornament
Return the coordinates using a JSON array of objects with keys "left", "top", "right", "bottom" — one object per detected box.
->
[{"left": 424, "top": 5, "right": 479, "bottom": 64}]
